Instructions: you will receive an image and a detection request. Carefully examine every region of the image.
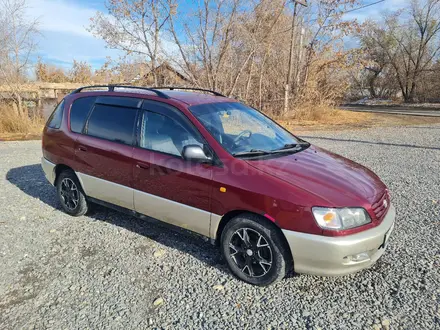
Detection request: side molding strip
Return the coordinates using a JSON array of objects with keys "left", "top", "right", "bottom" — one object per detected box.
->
[{"left": 76, "top": 171, "right": 221, "bottom": 239}]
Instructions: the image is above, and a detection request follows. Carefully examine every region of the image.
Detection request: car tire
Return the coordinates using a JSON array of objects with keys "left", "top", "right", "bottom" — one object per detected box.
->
[
  {"left": 56, "top": 170, "right": 88, "bottom": 217},
  {"left": 220, "top": 213, "right": 291, "bottom": 286}
]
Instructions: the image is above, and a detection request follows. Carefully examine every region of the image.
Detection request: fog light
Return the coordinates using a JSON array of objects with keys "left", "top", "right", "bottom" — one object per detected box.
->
[{"left": 343, "top": 252, "right": 370, "bottom": 264}]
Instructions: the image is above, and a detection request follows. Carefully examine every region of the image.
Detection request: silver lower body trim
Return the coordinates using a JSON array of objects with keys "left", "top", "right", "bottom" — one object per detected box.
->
[
  {"left": 75, "top": 171, "right": 219, "bottom": 238},
  {"left": 134, "top": 190, "right": 213, "bottom": 237},
  {"left": 41, "top": 157, "right": 56, "bottom": 185},
  {"left": 209, "top": 213, "right": 222, "bottom": 240},
  {"left": 76, "top": 172, "right": 134, "bottom": 210}
]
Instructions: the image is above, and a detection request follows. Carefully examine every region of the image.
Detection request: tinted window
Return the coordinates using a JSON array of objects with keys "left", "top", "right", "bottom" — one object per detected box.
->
[
  {"left": 190, "top": 102, "right": 299, "bottom": 155},
  {"left": 47, "top": 100, "right": 65, "bottom": 129},
  {"left": 70, "top": 97, "right": 96, "bottom": 133},
  {"left": 86, "top": 104, "right": 137, "bottom": 145},
  {"left": 95, "top": 96, "right": 142, "bottom": 108},
  {"left": 141, "top": 111, "right": 203, "bottom": 157}
]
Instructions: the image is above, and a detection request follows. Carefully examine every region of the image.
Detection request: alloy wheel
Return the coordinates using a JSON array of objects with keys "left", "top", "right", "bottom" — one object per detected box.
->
[
  {"left": 228, "top": 227, "right": 273, "bottom": 277},
  {"left": 60, "top": 178, "right": 79, "bottom": 211}
]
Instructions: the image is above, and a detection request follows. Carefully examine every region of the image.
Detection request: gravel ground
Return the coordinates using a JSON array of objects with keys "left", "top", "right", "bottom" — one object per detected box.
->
[{"left": 0, "top": 125, "right": 439, "bottom": 330}]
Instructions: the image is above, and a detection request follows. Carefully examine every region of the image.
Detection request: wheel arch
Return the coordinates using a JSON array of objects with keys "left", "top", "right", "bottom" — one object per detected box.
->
[
  {"left": 54, "top": 164, "right": 84, "bottom": 191},
  {"left": 214, "top": 210, "right": 291, "bottom": 253},
  {"left": 54, "top": 164, "right": 71, "bottom": 184}
]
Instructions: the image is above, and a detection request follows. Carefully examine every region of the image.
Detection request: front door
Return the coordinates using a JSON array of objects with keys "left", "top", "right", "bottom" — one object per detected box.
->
[{"left": 132, "top": 101, "right": 214, "bottom": 237}]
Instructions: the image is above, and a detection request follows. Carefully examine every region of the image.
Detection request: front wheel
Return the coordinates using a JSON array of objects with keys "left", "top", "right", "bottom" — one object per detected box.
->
[{"left": 220, "top": 214, "right": 291, "bottom": 286}]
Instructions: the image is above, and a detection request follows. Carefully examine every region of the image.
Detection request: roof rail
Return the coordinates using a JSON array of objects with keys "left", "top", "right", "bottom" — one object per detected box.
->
[
  {"left": 70, "top": 85, "right": 170, "bottom": 99},
  {"left": 152, "top": 86, "right": 226, "bottom": 97}
]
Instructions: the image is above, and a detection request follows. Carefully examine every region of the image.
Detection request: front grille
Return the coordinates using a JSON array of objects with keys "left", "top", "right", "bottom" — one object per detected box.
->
[{"left": 371, "top": 191, "right": 390, "bottom": 221}]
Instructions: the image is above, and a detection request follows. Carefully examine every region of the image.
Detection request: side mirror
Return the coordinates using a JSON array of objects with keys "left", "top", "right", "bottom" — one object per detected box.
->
[{"left": 182, "top": 145, "right": 213, "bottom": 164}]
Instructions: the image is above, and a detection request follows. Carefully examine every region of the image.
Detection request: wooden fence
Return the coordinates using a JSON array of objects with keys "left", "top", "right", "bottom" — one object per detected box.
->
[{"left": 0, "top": 83, "right": 83, "bottom": 117}]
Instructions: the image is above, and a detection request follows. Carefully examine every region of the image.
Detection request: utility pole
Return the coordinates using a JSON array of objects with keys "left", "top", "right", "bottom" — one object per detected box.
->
[
  {"left": 283, "top": 0, "right": 307, "bottom": 116},
  {"left": 295, "top": 27, "right": 305, "bottom": 96}
]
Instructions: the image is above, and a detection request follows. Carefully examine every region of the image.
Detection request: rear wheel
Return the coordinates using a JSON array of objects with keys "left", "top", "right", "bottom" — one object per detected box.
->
[
  {"left": 220, "top": 214, "right": 291, "bottom": 286},
  {"left": 56, "top": 170, "right": 88, "bottom": 216}
]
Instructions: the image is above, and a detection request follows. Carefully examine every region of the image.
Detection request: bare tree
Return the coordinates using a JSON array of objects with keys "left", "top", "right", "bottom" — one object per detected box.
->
[
  {"left": 0, "top": 0, "right": 39, "bottom": 117},
  {"left": 165, "top": 0, "right": 242, "bottom": 90},
  {"left": 359, "top": 0, "right": 440, "bottom": 102},
  {"left": 89, "top": 0, "right": 176, "bottom": 85},
  {"left": 166, "top": 0, "right": 288, "bottom": 96}
]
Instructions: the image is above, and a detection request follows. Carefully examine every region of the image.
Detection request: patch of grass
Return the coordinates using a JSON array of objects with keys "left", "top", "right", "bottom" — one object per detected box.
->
[
  {"left": 277, "top": 106, "right": 373, "bottom": 132},
  {"left": 278, "top": 108, "right": 440, "bottom": 133},
  {"left": 299, "top": 109, "right": 372, "bottom": 125},
  {"left": 0, "top": 106, "right": 44, "bottom": 138}
]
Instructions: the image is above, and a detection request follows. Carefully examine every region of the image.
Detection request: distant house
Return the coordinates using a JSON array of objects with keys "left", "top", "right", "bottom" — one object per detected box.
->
[{"left": 138, "top": 62, "right": 191, "bottom": 86}]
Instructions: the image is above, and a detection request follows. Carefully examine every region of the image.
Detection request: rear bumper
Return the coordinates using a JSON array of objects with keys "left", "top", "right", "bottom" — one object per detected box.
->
[
  {"left": 282, "top": 204, "right": 395, "bottom": 276},
  {"left": 41, "top": 157, "right": 56, "bottom": 185}
]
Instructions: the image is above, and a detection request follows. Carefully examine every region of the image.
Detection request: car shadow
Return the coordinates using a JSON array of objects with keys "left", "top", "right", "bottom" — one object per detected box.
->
[
  {"left": 301, "top": 136, "right": 440, "bottom": 151},
  {"left": 6, "top": 164, "right": 229, "bottom": 275},
  {"left": 6, "top": 164, "right": 60, "bottom": 208}
]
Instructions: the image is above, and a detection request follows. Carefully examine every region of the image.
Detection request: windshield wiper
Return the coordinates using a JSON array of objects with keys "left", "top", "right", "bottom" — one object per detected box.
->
[
  {"left": 271, "top": 142, "right": 310, "bottom": 152},
  {"left": 233, "top": 149, "right": 273, "bottom": 157},
  {"left": 233, "top": 142, "right": 310, "bottom": 158},
  {"left": 276, "top": 143, "right": 299, "bottom": 150}
]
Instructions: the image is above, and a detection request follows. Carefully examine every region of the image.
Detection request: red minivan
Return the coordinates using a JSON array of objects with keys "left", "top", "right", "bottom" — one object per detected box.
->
[{"left": 42, "top": 86, "right": 395, "bottom": 286}]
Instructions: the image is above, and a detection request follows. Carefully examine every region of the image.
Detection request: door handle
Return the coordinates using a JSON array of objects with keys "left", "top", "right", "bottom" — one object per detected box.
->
[
  {"left": 78, "top": 146, "right": 87, "bottom": 152},
  {"left": 136, "top": 163, "right": 150, "bottom": 170}
]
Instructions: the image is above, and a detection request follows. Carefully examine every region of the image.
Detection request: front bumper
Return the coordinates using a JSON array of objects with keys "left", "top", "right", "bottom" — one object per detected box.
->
[
  {"left": 282, "top": 204, "right": 395, "bottom": 276},
  {"left": 41, "top": 157, "right": 56, "bottom": 185}
]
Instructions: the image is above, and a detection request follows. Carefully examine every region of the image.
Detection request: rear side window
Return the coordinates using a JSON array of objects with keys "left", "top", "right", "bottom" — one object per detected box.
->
[
  {"left": 47, "top": 100, "right": 65, "bottom": 129},
  {"left": 86, "top": 104, "right": 137, "bottom": 145},
  {"left": 70, "top": 97, "right": 96, "bottom": 133}
]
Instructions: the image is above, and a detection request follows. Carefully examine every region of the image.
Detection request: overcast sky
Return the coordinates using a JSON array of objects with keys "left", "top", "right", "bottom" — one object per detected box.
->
[{"left": 27, "top": 0, "right": 407, "bottom": 70}]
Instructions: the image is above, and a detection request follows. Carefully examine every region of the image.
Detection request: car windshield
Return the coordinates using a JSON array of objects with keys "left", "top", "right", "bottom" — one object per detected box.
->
[{"left": 189, "top": 102, "right": 306, "bottom": 157}]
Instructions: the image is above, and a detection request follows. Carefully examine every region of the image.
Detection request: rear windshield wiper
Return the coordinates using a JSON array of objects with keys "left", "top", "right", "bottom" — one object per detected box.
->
[{"left": 233, "top": 149, "right": 273, "bottom": 157}]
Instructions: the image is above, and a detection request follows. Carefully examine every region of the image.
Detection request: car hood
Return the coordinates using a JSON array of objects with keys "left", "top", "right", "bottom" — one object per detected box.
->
[{"left": 245, "top": 145, "right": 386, "bottom": 206}]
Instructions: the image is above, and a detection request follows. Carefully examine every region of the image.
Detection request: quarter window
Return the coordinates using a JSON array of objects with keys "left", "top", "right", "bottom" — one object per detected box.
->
[
  {"left": 86, "top": 104, "right": 137, "bottom": 145},
  {"left": 46, "top": 100, "right": 65, "bottom": 129},
  {"left": 70, "top": 97, "right": 96, "bottom": 133},
  {"left": 141, "top": 111, "right": 204, "bottom": 157}
]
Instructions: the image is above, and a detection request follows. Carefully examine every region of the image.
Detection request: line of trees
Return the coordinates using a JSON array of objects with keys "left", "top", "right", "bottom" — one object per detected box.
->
[
  {"left": 35, "top": 59, "right": 93, "bottom": 83},
  {"left": 35, "top": 57, "right": 157, "bottom": 84},
  {"left": 2, "top": 0, "right": 439, "bottom": 122},
  {"left": 88, "top": 0, "right": 361, "bottom": 115},
  {"left": 352, "top": 0, "right": 440, "bottom": 103},
  {"left": 87, "top": 0, "right": 440, "bottom": 106}
]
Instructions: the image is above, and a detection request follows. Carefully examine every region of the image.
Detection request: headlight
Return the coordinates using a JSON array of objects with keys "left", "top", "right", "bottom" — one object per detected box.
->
[{"left": 312, "top": 207, "right": 371, "bottom": 230}]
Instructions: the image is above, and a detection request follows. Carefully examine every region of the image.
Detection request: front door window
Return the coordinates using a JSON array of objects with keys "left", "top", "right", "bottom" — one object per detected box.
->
[{"left": 140, "top": 111, "right": 204, "bottom": 157}]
